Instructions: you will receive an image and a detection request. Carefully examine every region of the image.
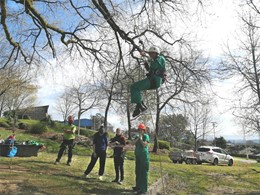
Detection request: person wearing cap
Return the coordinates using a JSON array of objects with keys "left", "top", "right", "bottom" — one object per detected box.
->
[
  {"left": 131, "top": 46, "right": 166, "bottom": 117},
  {"left": 132, "top": 123, "right": 150, "bottom": 195},
  {"left": 54, "top": 115, "right": 76, "bottom": 166},
  {"left": 109, "top": 128, "right": 126, "bottom": 184},
  {"left": 82, "top": 125, "right": 108, "bottom": 181}
]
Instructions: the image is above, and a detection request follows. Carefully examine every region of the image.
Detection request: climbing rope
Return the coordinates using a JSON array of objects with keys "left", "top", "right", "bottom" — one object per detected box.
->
[{"left": 147, "top": 89, "right": 166, "bottom": 195}]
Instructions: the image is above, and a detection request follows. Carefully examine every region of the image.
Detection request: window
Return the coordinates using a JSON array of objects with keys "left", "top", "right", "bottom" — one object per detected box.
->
[
  {"left": 213, "top": 149, "right": 222, "bottom": 153},
  {"left": 198, "top": 147, "right": 210, "bottom": 152}
]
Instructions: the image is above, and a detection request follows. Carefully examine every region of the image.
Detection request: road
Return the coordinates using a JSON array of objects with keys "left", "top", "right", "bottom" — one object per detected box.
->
[{"left": 233, "top": 157, "right": 257, "bottom": 163}]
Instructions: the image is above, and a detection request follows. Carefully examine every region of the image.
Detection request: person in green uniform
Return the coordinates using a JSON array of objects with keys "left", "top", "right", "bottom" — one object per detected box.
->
[
  {"left": 131, "top": 46, "right": 166, "bottom": 117},
  {"left": 132, "top": 123, "right": 150, "bottom": 195},
  {"left": 54, "top": 115, "right": 76, "bottom": 166}
]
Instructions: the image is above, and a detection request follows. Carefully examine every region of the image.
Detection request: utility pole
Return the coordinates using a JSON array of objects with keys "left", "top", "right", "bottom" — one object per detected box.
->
[{"left": 211, "top": 122, "right": 217, "bottom": 146}]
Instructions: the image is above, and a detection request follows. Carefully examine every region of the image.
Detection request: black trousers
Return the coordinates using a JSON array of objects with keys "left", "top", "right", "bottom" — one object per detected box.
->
[
  {"left": 114, "top": 155, "right": 124, "bottom": 181},
  {"left": 56, "top": 139, "right": 74, "bottom": 163},
  {"left": 84, "top": 150, "right": 106, "bottom": 176}
]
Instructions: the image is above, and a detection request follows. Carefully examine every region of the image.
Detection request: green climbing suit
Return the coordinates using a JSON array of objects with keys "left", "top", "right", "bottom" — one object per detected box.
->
[
  {"left": 131, "top": 55, "right": 166, "bottom": 104},
  {"left": 134, "top": 133, "right": 150, "bottom": 193}
]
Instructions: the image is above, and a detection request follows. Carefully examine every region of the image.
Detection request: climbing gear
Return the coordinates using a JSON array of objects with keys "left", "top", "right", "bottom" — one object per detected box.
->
[
  {"left": 148, "top": 46, "right": 160, "bottom": 54},
  {"left": 138, "top": 123, "right": 146, "bottom": 130},
  {"left": 146, "top": 69, "right": 165, "bottom": 78}
]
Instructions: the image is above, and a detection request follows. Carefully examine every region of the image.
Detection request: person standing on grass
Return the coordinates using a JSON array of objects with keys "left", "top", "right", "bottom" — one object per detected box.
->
[
  {"left": 109, "top": 128, "right": 126, "bottom": 185},
  {"left": 132, "top": 123, "right": 150, "bottom": 195},
  {"left": 54, "top": 115, "right": 76, "bottom": 166},
  {"left": 82, "top": 125, "right": 108, "bottom": 181}
]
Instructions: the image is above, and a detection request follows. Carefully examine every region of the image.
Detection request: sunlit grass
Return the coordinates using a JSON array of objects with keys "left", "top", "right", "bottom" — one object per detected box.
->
[{"left": 1, "top": 128, "right": 260, "bottom": 194}]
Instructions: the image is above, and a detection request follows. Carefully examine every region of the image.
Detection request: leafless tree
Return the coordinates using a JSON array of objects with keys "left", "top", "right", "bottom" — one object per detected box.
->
[
  {"left": 184, "top": 100, "right": 213, "bottom": 150},
  {"left": 55, "top": 89, "right": 77, "bottom": 122},
  {"left": 0, "top": 65, "right": 37, "bottom": 116},
  {"left": 0, "top": 1, "right": 205, "bottom": 69},
  {"left": 68, "top": 78, "right": 102, "bottom": 135},
  {"left": 220, "top": 3, "right": 260, "bottom": 135}
]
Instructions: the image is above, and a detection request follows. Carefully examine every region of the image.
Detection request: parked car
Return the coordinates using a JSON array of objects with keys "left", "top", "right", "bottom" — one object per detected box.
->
[
  {"left": 196, "top": 146, "right": 234, "bottom": 166},
  {"left": 169, "top": 151, "right": 184, "bottom": 163},
  {"left": 184, "top": 150, "right": 197, "bottom": 164},
  {"left": 169, "top": 150, "right": 197, "bottom": 164}
]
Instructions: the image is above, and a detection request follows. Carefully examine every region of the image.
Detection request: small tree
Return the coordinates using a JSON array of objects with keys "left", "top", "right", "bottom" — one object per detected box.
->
[{"left": 214, "top": 136, "right": 227, "bottom": 149}]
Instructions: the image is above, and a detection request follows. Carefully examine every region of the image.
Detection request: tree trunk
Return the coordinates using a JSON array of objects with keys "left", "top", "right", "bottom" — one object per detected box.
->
[{"left": 152, "top": 89, "right": 160, "bottom": 153}]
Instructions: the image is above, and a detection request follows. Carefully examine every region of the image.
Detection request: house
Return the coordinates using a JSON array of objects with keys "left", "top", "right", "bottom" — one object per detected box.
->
[
  {"left": 73, "top": 119, "right": 93, "bottom": 129},
  {"left": 73, "top": 118, "right": 114, "bottom": 132},
  {"left": 15, "top": 105, "right": 49, "bottom": 120}
]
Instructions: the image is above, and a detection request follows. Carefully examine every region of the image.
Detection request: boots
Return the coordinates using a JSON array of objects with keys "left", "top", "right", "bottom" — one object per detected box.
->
[{"left": 132, "top": 102, "right": 147, "bottom": 117}]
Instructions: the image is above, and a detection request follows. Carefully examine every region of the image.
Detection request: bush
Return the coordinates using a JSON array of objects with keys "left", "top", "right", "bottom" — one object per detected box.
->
[
  {"left": 41, "top": 115, "right": 56, "bottom": 128},
  {"left": 0, "top": 121, "right": 10, "bottom": 128},
  {"left": 30, "top": 122, "right": 50, "bottom": 134},
  {"left": 79, "top": 129, "right": 97, "bottom": 138},
  {"left": 18, "top": 122, "right": 29, "bottom": 130},
  {"left": 158, "top": 140, "right": 170, "bottom": 150}
]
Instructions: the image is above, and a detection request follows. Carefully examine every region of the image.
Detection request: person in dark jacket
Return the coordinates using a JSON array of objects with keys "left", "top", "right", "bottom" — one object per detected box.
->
[
  {"left": 109, "top": 128, "right": 126, "bottom": 184},
  {"left": 82, "top": 125, "right": 108, "bottom": 180}
]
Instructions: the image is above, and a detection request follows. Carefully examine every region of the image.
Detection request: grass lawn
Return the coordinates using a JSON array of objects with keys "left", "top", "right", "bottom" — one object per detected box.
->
[{"left": 0, "top": 128, "right": 260, "bottom": 194}]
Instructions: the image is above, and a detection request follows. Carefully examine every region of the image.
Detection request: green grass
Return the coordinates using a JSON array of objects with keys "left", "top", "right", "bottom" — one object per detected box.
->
[{"left": 1, "top": 128, "right": 260, "bottom": 194}]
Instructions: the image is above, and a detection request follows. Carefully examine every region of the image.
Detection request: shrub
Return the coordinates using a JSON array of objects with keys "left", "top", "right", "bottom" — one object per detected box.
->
[
  {"left": 0, "top": 121, "right": 10, "bottom": 128},
  {"left": 30, "top": 122, "right": 50, "bottom": 134},
  {"left": 41, "top": 115, "right": 56, "bottom": 128},
  {"left": 18, "top": 122, "right": 29, "bottom": 130},
  {"left": 79, "top": 129, "right": 97, "bottom": 138},
  {"left": 158, "top": 140, "right": 170, "bottom": 150}
]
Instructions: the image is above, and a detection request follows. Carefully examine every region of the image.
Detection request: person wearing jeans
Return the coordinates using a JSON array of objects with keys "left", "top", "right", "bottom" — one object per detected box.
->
[
  {"left": 83, "top": 126, "right": 108, "bottom": 180},
  {"left": 109, "top": 128, "right": 126, "bottom": 184}
]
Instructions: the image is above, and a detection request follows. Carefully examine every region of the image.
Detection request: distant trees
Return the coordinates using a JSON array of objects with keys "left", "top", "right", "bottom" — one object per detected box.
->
[
  {"left": 55, "top": 78, "right": 102, "bottom": 135},
  {"left": 0, "top": 66, "right": 38, "bottom": 127},
  {"left": 158, "top": 114, "right": 194, "bottom": 148},
  {"left": 214, "top": 136, "right": 227, "bottom": 149},
  {"left": 185, "top": 100, "right": 213, "bottom": 150},
  {"left": 55, "top": 89, "right": 76, "bottom": 123}
]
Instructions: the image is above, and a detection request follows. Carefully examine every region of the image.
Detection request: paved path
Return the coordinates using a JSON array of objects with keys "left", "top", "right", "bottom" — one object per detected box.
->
[{"left": 233, "top": 157, "right": 257, "bottom": 163}]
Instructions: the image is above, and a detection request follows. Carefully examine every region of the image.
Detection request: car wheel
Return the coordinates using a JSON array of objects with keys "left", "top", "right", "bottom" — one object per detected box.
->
[
  {"left": 213, "top": 158, "right": 218, "bottom": 166},
  {"left": 172, "top": 160, "right": 177, "bottom": 163},
  {"left": 228, "top": 159, "right": 233, "bottom": 166},
  {"left": 186, "top": 159, "right": 191, "bottom": 164},
  {"left": 192, "top": 159, "right": 197, "bottom": 164}
]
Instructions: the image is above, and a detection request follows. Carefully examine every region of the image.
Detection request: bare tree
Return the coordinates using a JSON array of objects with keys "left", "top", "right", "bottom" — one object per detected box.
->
[
  {"left": 0, "top": 65, "right": 37, "bottom": 117},
  {"left": 220, "top": 3, "right": 260, "bottom": 135},
  {"left": 55, "top": 89, "right": 77, "bottom": 123},
  {"left": 4, "top": 82, "right": 37, "bottom": 127},
  {"left": 68, "top": 79, "right": 102, "bottom": 135},
  {"left": 0, "top": 1, "right": 204, "bottom": 69},
  {"left": 185, "top": 100, "right": 213, "bottom": 150},
  {"left": 149, "top": 47, "right": 211, "bottom": 152}
]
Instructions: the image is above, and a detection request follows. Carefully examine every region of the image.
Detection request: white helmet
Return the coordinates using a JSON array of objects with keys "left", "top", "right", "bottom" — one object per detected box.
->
[{"left": 148, "top": 46, "right": 160, "bottom": 54}]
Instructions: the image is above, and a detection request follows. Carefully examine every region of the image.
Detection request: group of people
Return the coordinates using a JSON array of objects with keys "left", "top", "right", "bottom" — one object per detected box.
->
[
  {"left": 54, "top": 45, "right": 165, "bottom": 195},
  {"left": 54, "top": 116, "right": 150, "bottom": 195}
]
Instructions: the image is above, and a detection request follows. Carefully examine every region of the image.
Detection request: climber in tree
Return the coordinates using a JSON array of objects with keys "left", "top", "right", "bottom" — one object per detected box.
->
[{"left": 131, "top": 46, "right": 166, "bottom": 118}]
